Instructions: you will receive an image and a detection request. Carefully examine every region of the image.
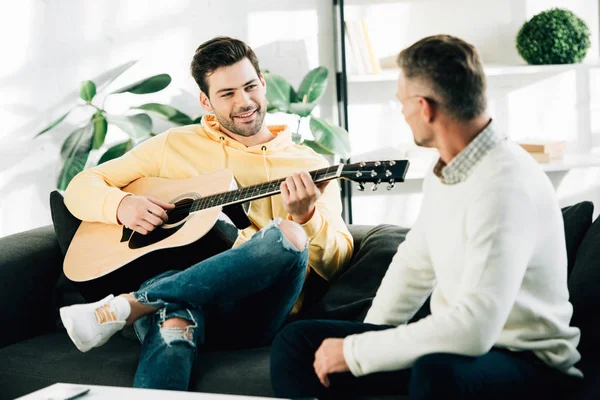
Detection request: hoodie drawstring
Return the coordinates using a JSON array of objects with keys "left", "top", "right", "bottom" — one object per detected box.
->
[
  {"left": 220, "top": 136, "right": 228, "bottom": 169},
  {"left": 261, "top": 145, "right": 270, "bottom": 181},
  {"left": 262, "top": 145, "right": 278, "bottom": 220}
]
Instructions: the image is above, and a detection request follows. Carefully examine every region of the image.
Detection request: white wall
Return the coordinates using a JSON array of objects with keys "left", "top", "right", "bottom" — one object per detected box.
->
[{"left": 0, "top": 0, "right": 336, "bottom": 237}]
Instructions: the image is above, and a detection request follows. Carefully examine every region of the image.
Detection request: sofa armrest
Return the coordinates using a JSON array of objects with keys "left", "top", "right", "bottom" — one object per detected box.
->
[{"left": 0, "top": 225, "right": 63, "bottom": 348}]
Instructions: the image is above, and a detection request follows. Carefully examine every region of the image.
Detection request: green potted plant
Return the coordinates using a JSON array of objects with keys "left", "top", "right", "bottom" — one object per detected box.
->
[
  {"left": 35, "top": 61, "right": 201, "bottom": 190},
  {"left": 516, "top": 8, "right": 591, "bottom": 65},
  {"left": 263, "top": 67, "right": 351, "bottom": 159}
]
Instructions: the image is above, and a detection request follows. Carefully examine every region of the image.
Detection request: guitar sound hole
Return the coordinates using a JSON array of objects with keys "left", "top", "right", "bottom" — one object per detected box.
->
[{"left": 167, "top": 198, "right": 195, "bottom": 224}]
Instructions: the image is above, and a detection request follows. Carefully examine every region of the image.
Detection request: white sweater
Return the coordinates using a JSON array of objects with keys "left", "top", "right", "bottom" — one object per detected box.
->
[{"left": 344, "top": 141, "right": 582, "bottom": 378}]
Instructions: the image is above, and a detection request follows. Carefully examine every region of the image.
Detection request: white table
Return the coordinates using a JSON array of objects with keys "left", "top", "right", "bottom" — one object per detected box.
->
[{"left": 17, "top": 383, "right": 288, "bottom": 400}]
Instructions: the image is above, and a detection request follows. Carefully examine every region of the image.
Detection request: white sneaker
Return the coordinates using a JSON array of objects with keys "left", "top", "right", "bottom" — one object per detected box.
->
[{"left": 60, "top": 294, "right": 130, "bottom": 353}]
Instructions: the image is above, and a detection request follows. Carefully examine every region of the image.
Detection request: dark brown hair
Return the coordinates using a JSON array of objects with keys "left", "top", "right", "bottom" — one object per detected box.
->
[
  {"left": 190, "top": 36, "right": 261, "bottom": 97},
  {"left": 397, "top": 35, "right": 487, "bottom": 121}
]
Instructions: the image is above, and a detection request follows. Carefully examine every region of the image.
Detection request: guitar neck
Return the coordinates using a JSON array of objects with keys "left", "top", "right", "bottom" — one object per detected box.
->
[{"left": 190, "top": 164, "right": 343, "bottom": 212}]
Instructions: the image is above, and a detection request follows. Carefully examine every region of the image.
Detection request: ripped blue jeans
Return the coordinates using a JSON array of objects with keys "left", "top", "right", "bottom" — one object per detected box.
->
[{"left": 131, "top": 219, "right": 309, "bottom": 390}]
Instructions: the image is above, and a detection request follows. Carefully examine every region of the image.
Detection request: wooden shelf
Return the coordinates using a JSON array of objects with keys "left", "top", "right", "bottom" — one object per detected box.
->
[{"left": 347, "top": 62, "right": 600, "bottom": 83}]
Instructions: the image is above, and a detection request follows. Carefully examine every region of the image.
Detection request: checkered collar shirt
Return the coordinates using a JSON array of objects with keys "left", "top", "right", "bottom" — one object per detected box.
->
[{"left": 433, "top": 120, "right": 506, "bottom": 185}]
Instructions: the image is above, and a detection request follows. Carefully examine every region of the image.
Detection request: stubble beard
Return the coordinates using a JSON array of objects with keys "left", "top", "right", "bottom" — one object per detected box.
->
[{"left": 216, "top": 105, "right": 266, "bottom": 137}]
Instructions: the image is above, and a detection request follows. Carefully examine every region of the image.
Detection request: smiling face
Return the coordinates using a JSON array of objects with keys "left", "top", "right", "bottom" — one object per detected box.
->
[{"left": 200, "top": 58, "right": 267, "bottom": 138}]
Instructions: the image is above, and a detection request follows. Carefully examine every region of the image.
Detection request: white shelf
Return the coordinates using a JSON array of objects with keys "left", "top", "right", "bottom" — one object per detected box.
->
[
  {"left": 347, "top": 62, "right": 600, "bottom": 83},
  {"left": 538, "top": 154, "right": 600, "bottom": 172},
  {"left": 401, "top": 153, "right": 600, "bottom": 180}
]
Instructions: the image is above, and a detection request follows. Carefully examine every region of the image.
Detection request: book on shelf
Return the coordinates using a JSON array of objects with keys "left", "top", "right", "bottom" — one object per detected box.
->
[
  {"left": 518, "top": 139, "right": 568, "bottom": 163},
  {"left": 344, "top": 19, "right": 381, "bottom": 75},
  {"left": 518, "top": 140, "right": 568, "bottom": 155}
]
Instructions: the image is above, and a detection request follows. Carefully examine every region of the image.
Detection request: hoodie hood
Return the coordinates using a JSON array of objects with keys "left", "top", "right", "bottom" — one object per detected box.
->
[{"left": 200, "top": 114, "right": 292, "bottom": 154}]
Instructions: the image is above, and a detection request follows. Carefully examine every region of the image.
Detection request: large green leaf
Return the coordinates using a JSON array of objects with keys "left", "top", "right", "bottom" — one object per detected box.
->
[
  {"left": 302, "top": 139, "right": 334, "bottom": 155},
  {"left": 60, "top": 124, "right": 93, "bottom": 162},
  {"left": 79, "top": 80, "right": 96, "bottom": 102},
  {"left": 35, "top": 110, "right": 71, "bottom": 137},
  {"left": 309, "top": 117, "right": 351, "bottom": 159},
  {"left": 58, "top": 124, "right": 94, "bottom": 190},
  {"left": 111, "top": 74, "right": 172, "bottom": 95},
  {"left": 58, "top": 153, "right": 90, "bottom": 190},
  {"left": 134, "top": 103, "right": 194, "bottom": 125},
  {"left": 264, "top": 73, "right": 296, "bottom": 113},
  {"left": 108, "top": 113, "right": 152, "bottom": 140},
  {"left": 91, "top": 112, "right": 108, "bottom": 149},
  {"left": 98, "top": 140, "right": 133, "bottom": 164},
  {"left": 289, "top": 102, "right": 317, "bottom": 118},
  {"left": 296, "top": 67, "right": 328, "bottom": 104}
]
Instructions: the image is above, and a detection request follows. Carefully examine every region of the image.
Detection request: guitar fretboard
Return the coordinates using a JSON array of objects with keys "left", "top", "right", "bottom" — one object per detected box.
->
[{"left": 189, "top": 165, "right": 341, "bottom": 212}]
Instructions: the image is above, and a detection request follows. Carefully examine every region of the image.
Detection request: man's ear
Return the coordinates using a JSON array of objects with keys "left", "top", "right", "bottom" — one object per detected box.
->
[
  {"left": 199, "top": 91, "right": 213, "bottom": 113},
  {"left": 420, "top": 98, "right": 435, "bottom": 124},
  {"left": 259, "top": 73, "right": 267, "bottom": 93}
]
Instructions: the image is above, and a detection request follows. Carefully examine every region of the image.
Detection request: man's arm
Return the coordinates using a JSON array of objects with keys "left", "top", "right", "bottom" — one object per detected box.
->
[
  {"left": 363, "top": 212, "right": 436, "bottom": 326},
  {"left": 294, "top": 179, "right": 354, "bottom": 281},
  {"left": 343, "top": 184, "right": 536, "bottom": 377},
  {"left": 64, "top": 133, "right": 169, "bottom": 224}
]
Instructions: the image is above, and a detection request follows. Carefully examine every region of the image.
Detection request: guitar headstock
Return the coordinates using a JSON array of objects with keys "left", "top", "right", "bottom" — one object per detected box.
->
[{"left": 339, "top": 160, "right": 409, "bottom": 191}]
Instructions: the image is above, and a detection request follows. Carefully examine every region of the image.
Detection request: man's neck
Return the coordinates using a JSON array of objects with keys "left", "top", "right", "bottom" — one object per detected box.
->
[
  {"left": 436, "top": 115, "right": 492, "bottom": 164},
  {"left": 220, "top": 124, "right": 274, "bottom": 147}
]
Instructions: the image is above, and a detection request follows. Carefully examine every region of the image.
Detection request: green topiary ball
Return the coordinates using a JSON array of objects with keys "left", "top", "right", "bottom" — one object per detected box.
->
[{"left": 516, "top": 8, "right": 591, "bottom": 65}]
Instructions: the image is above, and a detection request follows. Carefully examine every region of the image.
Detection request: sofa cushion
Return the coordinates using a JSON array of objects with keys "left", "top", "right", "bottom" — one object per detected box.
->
[
  {"left": 0, "top": 225, "right": 63, "bottom": 350},
  {"left": 568, "top": 210, "right": 600, "bottom": 355},
  {"left": 299, "top": 224, "right": 409, "bottom": 322},
  {"left": 49, "top": 190, "right": 82, "bottom": 256},
  {"left": 561, "top": 201, "right": 594, "bottom": 276}
]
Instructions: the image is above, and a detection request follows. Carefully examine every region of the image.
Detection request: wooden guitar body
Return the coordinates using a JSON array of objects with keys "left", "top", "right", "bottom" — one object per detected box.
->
[{"left": 64, "top": 169, "right": 234, "bottom": 282}]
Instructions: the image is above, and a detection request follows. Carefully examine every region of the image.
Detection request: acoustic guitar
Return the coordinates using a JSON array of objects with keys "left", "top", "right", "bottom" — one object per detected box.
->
[{"left": 64, "top": 160, "right": 409, "bottom": 282}]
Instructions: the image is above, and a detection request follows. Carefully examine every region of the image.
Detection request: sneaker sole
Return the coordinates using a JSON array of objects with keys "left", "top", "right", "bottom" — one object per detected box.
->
[{"left": 60, "top": 307, "right": 98, "bottom": 353}]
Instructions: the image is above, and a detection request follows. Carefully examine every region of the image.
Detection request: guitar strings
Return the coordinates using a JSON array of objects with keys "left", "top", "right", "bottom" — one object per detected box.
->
[{"left": 161, "top": 163, "right": 400, "bottom": 219}]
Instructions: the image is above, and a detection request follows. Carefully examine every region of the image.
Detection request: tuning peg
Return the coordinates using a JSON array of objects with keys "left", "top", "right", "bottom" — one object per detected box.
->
[
  {"left": 372, "top": 179, "right": 381, "bottom": 191},
  {"left": 387, "top": 179, "right": 396, "bottom": 190},
  {"left": 359, "top": 161, "right": 366, "bottom": 167},
  {"left": 370, "top": 170, "right": 377, "bottom": 177},
  {"left": 388, "top": 160, "right": 396, "bottom": 166},
  {"left": 385, "top": 170, "right": 392, "bottom": 177},
  {"left": 355, "top": 171, "right": 363, "bottom": 178},
  {"left": 357, "top": 182, "right": 365, "bottom": 191},
  {"left": 374, "top": 161, "right": 381, "bottom": 166}
]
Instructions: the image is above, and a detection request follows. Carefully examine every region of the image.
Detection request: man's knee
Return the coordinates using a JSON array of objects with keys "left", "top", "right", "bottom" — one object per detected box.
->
[
  {"left": 411, "top": 353, "right": 461, "bottom": 395},
  {"left": 272, "top": 321, "right": 313, "bottom": 359},
  {"left": 278, "top": 220, "right": 308, "bottom": 251},
  {"left": 161, "top": 317, "right": 194, "bottom": 341}
]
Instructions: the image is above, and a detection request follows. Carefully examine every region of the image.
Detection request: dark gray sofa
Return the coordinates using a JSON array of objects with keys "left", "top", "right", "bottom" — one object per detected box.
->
[{"left": 1, "top": 202, "right": 600, "bottom": 399}]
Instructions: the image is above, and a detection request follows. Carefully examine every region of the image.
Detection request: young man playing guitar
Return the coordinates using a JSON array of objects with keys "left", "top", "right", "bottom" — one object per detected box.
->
[{"left": 59, "top": 36, "right": 353, "bottom": 391}]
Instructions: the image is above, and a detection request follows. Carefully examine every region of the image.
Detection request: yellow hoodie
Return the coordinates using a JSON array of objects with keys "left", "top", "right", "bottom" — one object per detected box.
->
[{"left": 64, "top": 114, "right": 354, "bottom": 310}]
